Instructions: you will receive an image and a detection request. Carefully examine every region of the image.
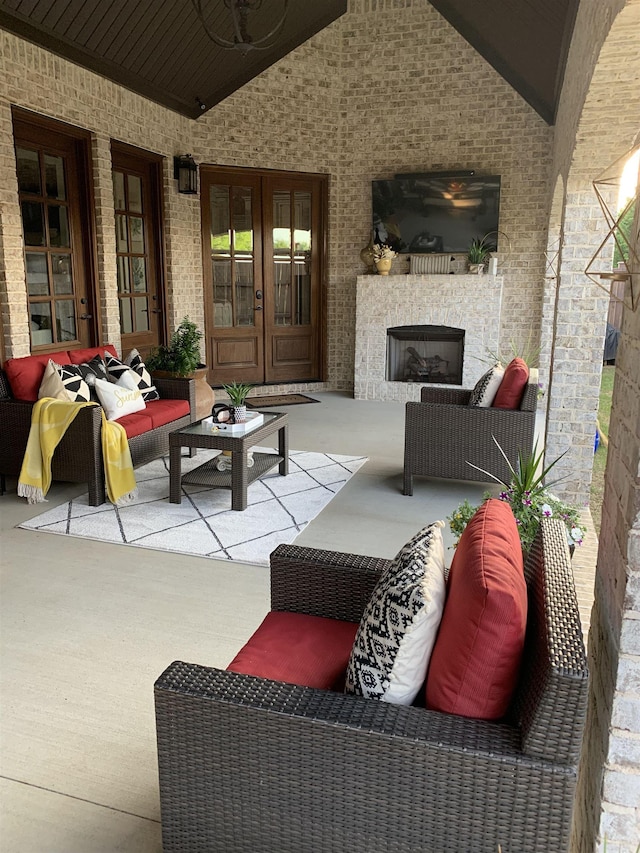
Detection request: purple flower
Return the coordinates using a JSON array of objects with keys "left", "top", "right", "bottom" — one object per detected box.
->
[{"left": 499, "top": 491, "right": 509, "bottom": 501}]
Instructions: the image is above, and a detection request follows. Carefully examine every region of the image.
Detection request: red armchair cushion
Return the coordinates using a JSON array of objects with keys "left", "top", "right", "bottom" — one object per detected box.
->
[
  {"left": 144, "top": 399, "right": 190, "bottom": 429},
  {"left": 66, "top": 345, "right": 118, "bottom": 365},
  {"left": 4, "top": 352, "right": 68, "bottom": 401},
  {"left": 492, "top": 357, "right": 529, "bottom": 409},
  {"left": 425, "top": 499, "right": 527, "bottom": 720},
  {"left": 227, "top": 611, "right": 359, "bottom": 691}
]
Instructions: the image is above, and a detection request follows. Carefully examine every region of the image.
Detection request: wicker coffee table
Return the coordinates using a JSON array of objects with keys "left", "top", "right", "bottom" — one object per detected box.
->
[{"left": 169, "top": 412, "right": 288, "bottom": 511}]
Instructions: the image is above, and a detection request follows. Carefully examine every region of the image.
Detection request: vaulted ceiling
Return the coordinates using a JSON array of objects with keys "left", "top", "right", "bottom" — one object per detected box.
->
[{"left": 0, "top": 0, "right": 579, "bottom": 124}]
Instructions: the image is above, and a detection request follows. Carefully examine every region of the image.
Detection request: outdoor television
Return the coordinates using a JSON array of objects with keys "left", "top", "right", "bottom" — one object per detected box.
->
[{"left": 372, "top": 174, "right": 502, "bottom": 254}]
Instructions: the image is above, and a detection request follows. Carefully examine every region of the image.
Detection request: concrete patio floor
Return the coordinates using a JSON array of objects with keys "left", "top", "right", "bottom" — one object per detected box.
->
[{"left": 0, "top": 391, "right": 597, "bottom": 852}]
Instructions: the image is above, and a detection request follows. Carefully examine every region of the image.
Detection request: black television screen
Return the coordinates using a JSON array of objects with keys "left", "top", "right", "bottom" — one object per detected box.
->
[{"left": 372, "top": 175, "right": 501, "bottom": 254}]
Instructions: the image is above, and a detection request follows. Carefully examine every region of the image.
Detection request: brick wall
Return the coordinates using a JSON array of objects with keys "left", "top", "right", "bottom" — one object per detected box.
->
[
  {"left": 555, "top": 1, "right": 640, "bottom": 849},
  {"left": 0, "top": 0, "right": 551, "bottom": 384}
]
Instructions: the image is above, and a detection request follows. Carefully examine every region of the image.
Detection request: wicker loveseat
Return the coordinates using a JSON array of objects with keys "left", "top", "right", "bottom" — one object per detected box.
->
[
  {"left": 0, "top": 345, "right": 195, "bottom": 506},
  {"left": 154, "top": 518, "right": 588, "bottom": 853},
  {"left": 403, "top": 377, "right": 538, "bottom": 494}
]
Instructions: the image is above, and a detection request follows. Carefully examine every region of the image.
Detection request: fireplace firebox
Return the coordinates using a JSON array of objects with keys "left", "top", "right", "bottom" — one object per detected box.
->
[{"left": 386, "top": 325, "right": 464, "bottom": 384}]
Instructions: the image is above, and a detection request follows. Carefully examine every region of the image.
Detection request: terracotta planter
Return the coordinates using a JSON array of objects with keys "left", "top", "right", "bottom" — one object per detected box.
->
[{"left": 152, "top": 366, "right": 215, "bottom": 421}]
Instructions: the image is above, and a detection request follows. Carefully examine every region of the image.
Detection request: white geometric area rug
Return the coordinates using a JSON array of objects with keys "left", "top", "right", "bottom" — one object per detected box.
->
[{"left": 18, "top": 448, "right": 368, "bottom": 567}]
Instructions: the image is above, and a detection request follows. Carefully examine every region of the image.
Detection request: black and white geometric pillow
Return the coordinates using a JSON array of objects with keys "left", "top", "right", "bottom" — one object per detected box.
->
[
  {"left": 124, "top": 348, "right": 159, "bottom": 401},
  {"left": 344, "top": 520, "right": 446, "bottom": 705},
  {"left": 104, "top": 353, "right": 130, "bottom": 383},
  {"left": 468, "top": 363, "right": 505, "bottom": 407},
  {"left": 74, "top": 355, "right": 115, "bottom": 401},
  {"left": 56, "top": 364, "right": 92, "bottom": 403}
]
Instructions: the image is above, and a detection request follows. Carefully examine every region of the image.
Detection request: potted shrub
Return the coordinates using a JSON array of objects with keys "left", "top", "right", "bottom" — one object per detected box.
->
[
  {"left": 222, "top": 381, "right": 254, "bottom": 423},
  {"left": 448, "top": 439, "right": 586, "bottom": 555},
  {"left": 145, "top": 317, "right": 214, "bottom": 420}
]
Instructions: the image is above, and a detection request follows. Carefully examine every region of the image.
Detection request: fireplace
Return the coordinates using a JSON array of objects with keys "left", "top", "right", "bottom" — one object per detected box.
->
[
  {"left": 386, "top": 325, "right": 464, "bottom": 384},
  {"left": 354, "top": 273, "right": 503, "bottom": 402}
]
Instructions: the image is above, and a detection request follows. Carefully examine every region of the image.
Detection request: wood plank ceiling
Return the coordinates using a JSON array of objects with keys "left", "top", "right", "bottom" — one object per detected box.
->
[{"left": 0, "top": 0, "right": 578, "bottom": 124}]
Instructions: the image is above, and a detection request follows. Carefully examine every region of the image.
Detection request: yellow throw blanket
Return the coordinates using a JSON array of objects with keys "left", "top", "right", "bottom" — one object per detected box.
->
[{"left": 18, "top": 398, "right": 137, "bottom": 505}]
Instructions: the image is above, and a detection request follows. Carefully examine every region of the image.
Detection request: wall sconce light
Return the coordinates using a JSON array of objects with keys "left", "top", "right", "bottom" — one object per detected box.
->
[{"left": 173, "top": 154, "right": 198, "bottom": 195}]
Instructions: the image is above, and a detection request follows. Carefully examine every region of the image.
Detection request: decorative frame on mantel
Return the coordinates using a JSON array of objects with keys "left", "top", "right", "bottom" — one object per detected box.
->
[{"left": 584, "top": 148, "right": 639, "bottom": 311}]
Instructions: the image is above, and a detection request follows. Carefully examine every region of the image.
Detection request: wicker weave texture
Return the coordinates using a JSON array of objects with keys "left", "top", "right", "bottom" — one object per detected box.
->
[
  {"left": 403, "top": 381, "right": 537, "bottom": 492},
  {"left": 154, "top": 519, "right": 588, "bottom": 853},
  {"left": 0, "top": 369, "right": 196, "bottom": 505}
]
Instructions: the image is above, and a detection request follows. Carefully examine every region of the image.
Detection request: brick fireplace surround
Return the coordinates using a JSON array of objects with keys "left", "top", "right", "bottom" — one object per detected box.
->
[{"left": 354, "top": 274, "right": 503, "bottom": 402}]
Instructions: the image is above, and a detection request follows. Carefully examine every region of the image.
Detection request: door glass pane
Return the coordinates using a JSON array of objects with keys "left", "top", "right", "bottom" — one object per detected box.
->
[
  {"left": 131, "top": 256, "right": 147, "bottom": 292},
  {"left": 294, "top": 191, "right": 311, "bottom": 326},
  {"left": 273, "top": 191, "right": 291, "bottom": 254},
  {"left": 25, "top": 253, "right": 49, "bottom": 296},
  {"left": 30, "top": 303, "right": 53, "bottom": 346},
  {"left": 213, "top": 259, "right": 232, "bottom": 327},
  {"left": 127, "top": 175, "right": 142, "bottom": 213},
  {"left": 295, "top": 259, "right": 310, "bottom": 325},
  {"left": 133, "top": 296, "right": 149, "bottom": 331},
  {"left": 16, "top": 148, "right": 41, "bottom": 194},
  {"left": 233, "top": 187, "right": 252, "bottom": 251},
  {"left": 120, "top": 298, "right": 133, "bottom": 334},
  {"left": 117, "top": 256, "right": 131, "bottom": 293},
  {"left": 44, "top": 155, "right": 66, "bottom": 200},
  {"left": 210, "top": 185, "right": 230, "bottom": 252},
  {"left": 130, "top": 217, "right": 145, "bottom": 253},
  {"left": 113, "top": 171, "right": 126, "bottom": 210},
  {"left": 116, "top": 214, "right": 128, "bottom": 252},
  {"left": 22, "top": 202, "right": 45, "bottom": 246},
  {"left": 55, "top": 299, "right": 76, "bottom": 342},
  {"left": 274, "top": 258, "right": 291, "bottom": 326},
  {"left": 235, "top": 259, "right": 254, "bottom": 326},
  {"left": 52, "top": 254, "right": 73, "bottom": 294},
  {"left": 48, "top": 205, "right": 70, "bottom": 247}
]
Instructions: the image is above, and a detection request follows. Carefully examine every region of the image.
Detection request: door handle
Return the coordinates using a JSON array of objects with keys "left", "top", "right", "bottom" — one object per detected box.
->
[
  {"left": 80, "top": 313, "right": 92, "bottom": 320},
  {"left": 255, "top": 290, "right": 263, "bottom": 299},
  {"left": 151, "top": 309, "right": 162, "bottom": 314},
  {"left": 254, "top": 305, "right": 263, "bottom": 311}
]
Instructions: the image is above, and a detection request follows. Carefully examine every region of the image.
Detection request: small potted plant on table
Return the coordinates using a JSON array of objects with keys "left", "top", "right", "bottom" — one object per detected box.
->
[{"left": 222, "top": 381, "right": 254, "bottom": 423}]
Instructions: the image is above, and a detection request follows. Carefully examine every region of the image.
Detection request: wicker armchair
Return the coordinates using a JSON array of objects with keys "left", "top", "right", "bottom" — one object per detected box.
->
[
  {"left": 0, "top": 372, "right": 195, "bottom": 505},
  {"left": 403, "top": 381, "right": 538, "bottom": 494},
  {"left": 154, "top": 518, "right": 588, "bottom": 853}
]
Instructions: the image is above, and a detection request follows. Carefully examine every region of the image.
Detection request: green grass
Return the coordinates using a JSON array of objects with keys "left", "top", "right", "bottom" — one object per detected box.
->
[{"left": 590, "top": 365, "right": 615, "bottom": 535}]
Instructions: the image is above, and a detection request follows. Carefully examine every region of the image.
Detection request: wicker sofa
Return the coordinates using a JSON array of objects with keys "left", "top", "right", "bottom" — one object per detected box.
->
[
  {"left": 0, "top": 346, "right": 195, "bottom": 506},
  {"left": 403, "top": 378, "right": 538, "bottom": 494},
  {"left": 154, "top": 518, "right": 588, "bottom": 853}
]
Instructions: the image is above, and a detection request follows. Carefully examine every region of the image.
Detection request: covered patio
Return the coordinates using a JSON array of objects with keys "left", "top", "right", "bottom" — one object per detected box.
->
[{"left": 1, "top": 0, "right": 639, "bottom": 850}]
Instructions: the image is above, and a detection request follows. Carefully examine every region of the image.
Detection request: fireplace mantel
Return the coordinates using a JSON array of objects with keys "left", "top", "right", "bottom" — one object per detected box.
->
[{"left": 354, "top": 274, "right": 503, "bottom": 402}]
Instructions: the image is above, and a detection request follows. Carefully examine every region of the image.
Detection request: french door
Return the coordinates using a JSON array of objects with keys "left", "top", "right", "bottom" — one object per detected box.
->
[
  {"left": 201, "top": 166, "right": 325, "bottom": 386},
  {"left": 13, "top": 110, "right": 96, "bottom": 352},
  {"left": 111, "top": 142, "right": 165, "bottom": 359}
]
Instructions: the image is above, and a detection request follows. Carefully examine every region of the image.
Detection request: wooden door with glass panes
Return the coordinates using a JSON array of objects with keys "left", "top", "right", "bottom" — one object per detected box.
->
[
  {"left": 111, "top": 144, "right": 164, "bottom": 359},
  {"left": 14, "top": 116, "right": 94, "bottom": 351},
  {"left": 201, "top": 170, "right": 264, "bottom": 385},
  {"left": 201, "top": 166, "right": 324, "bottom": 386}
]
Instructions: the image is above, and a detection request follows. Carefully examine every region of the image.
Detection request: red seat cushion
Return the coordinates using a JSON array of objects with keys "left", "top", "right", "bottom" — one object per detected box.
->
[
  {"left": 144, "top": 398, "right": 190, "bottom": 429},
  {"left": 4, "top": 352, "right": 68, "bottom": 401},
  {"left": 227, "top": 611, "right": 359, "bottom": 691},
  {"left": 66, "top": 345, "right": 118, "bottom": 365},
  {"left": 115, "top": 411, "right": 154, "bottom": 439},
  {"left": 492, "top": 357, "right": 529, "bottom": 409},
  {"left": 425, "top": 499, "right": 527, "bottom": 720}
]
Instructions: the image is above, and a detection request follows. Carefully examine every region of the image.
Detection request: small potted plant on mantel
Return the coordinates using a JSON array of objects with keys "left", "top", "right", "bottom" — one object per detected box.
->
[
  {"left": 466, "top": 229, "right": 509, "bottom": 274},
  {"left": 145, "top": 316, "right": 215, "bottom": 420},
  {"left": 372, "top": 243, "right": 397, "bottom": 275}
]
